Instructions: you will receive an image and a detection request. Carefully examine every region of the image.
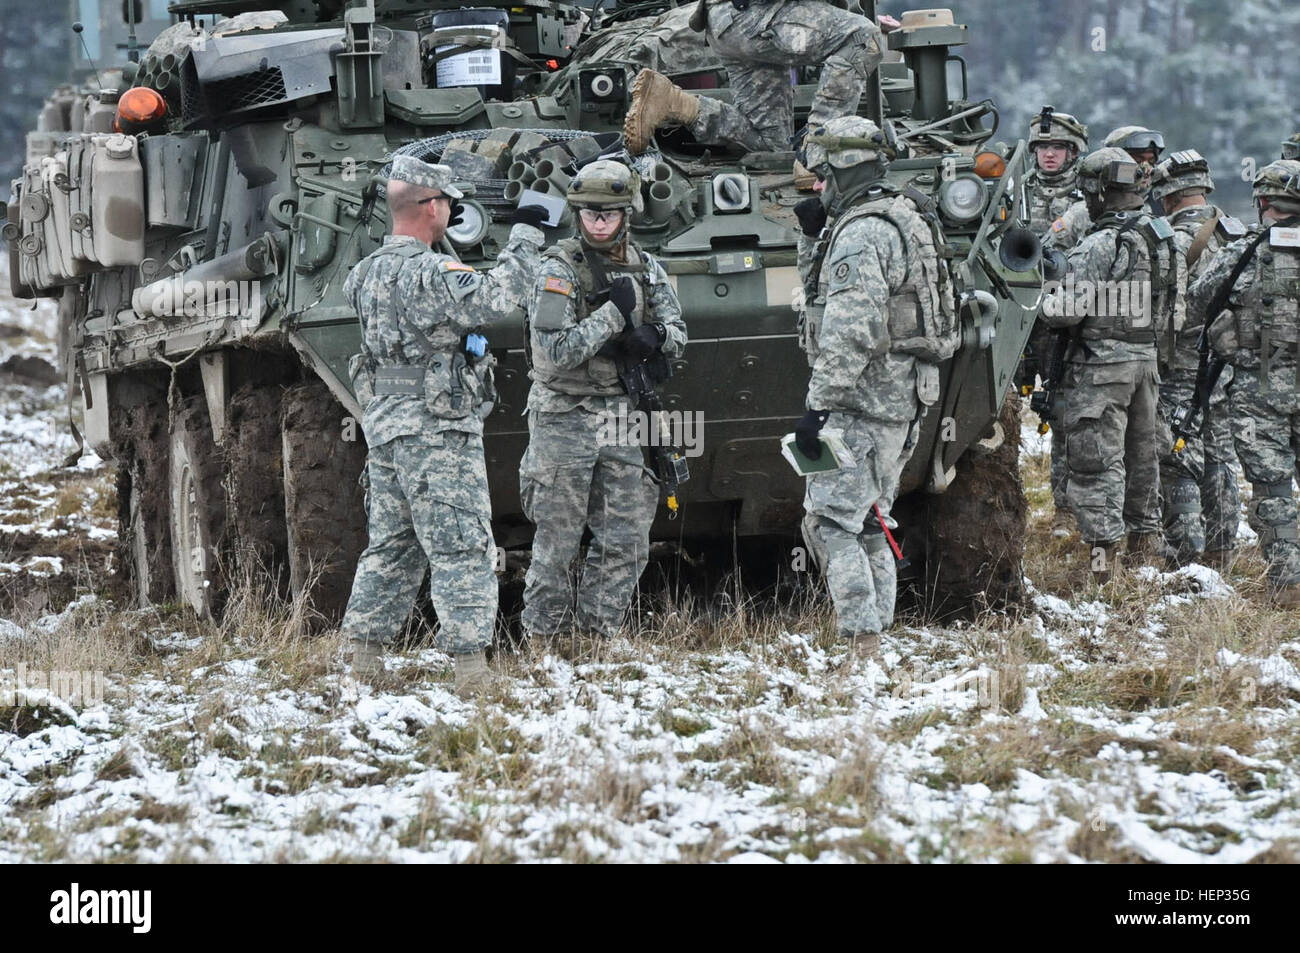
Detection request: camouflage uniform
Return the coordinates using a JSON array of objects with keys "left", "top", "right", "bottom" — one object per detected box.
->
[
  {"left": 1196, "top": 160, "right": 1300, "bottom": 593},
  {"left": 797, "top": 117, "right": 958, "bottom": 638},
  {"left": 696, "top": 0, "right": 884, "bottom": 152},
  {"left": 342, "top": 158, "right": 544, "bottom": 654},
  {"left": 1152, "top": 152, "right": 1242, "bottom": 562},
  {"left": 1042, "top": 148, "right": 1182, "bottom": 558},
  {"left": 1022, "top": 108, "right": 1090, "bottom": 517},
  {"left": 521, "top": 163, "right": 687, "bottom": 638}
]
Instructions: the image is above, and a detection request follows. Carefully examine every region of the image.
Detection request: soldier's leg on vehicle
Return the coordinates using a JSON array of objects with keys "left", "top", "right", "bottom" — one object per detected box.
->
[
  {"left": 692, "top": 61, "right": 793, "bottom": 153},
  {"left": 1064, "top": 373, "right": 1127, "bottom": 549},
  {"left": 765, "top": 1, "right": 884, "bottom": 131},
  {"left": 576, "top": 445, "right": 658, "bottom": 637},
  {"left": 341, "top": 442, "right": 427, "bottom": 647},
  {"left": 396, "top": 433, "right": 499, "bottom": 656},
  {"left": 520, "top": 413, "right": 600, "bottom": 637},
  {"left": 1230, "top": 385, "right": 1300, "bottom": 588}
]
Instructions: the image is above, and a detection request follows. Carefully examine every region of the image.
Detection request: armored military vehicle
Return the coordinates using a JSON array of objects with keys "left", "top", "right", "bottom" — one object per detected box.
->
[{"left": 6, "top": 0, "right": 1041, "bottom": 623}]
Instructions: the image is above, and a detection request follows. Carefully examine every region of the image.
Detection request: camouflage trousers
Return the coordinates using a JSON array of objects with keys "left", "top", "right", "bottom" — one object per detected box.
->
[
  {"left": 1227, "top": 367, "right": 1300, "bottom": 587},
  {"left": 1019, "top": 321, "right": 1071, "bottom": 512},
  {"left": 698, "top": 1, "right": 882, "bottom": 152},
  {"left": 1157, "top": 369, "right": 1240, "bottom": 560},
  {"left": 520, "top": 406, "right": 659, "bottom": 638},
  {"left": 342, "top": 431, "right": 497, "bottom": 655},
  {"left": 1062, "top": 360, "right": 1162, "bottom": 544},
  {"left": 802, "top": 411, "right": 917, "bottom": 637}
]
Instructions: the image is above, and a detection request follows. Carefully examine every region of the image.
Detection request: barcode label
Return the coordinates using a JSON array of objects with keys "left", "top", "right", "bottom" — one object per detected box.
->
[{"left": 436, "top": 46, "right": 502, "bottom": 87}]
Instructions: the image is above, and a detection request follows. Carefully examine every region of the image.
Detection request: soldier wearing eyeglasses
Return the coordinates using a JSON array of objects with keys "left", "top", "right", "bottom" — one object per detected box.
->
[{"left": 519, "top": 158, "right": 687, "bottom": 653}]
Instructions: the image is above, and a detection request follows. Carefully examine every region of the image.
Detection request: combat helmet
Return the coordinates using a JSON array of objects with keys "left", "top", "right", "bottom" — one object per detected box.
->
[
  {"left": 1103, "top": 125, "right": 1165, "bottom": 163},
  {"left": 803, "top": 115, "right": 897, "bottom": 212},
  {"left": 566, "top": 157, "right": 642, "bottom": 249},
  {"left": 1252, "top": 159, "right": 1300, "bottom": 213},
  {"left": 1150, "top": 149, "right": 1214, "bottom": 204},
  {"left": 802, "top": 115, "right": 898, "bottom": 171},
  {"left": 1028, "top": 105, "right": 1088, "bottom": 153},
  {"left": 1282, "top": 133, "right": 1300, "bottom": 161},
  {"left": 1077, "top": 146, "right": 1149, "bottom": 209}
]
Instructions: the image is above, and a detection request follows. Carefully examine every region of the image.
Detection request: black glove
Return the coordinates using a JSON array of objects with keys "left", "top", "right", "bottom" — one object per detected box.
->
[
  {"left": 448, "top": 197, "right": 465, "bottom": 229},
  {"left": 624, "top": 323, "right": 666, "bottom": 361},
  {"left": 511, "top": 204, "right": 550, "bottom": 228},
  {"left": 794, "top": 196, "right": 827, "bottom": 237},
  {"left": 795, "top": 409, "right": 830, "bottom": 459},
  {"left": 596, "top": 335, "right": 624, "bottom": 359},
  {"left": 1041, "top": 246, "right": 1068, "bottom": 282},
  {"left": 608, "top": 275, "right": 637, "bottom": 321}
]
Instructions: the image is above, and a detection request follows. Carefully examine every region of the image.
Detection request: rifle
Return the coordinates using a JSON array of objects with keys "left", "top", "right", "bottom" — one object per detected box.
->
[
  {"left": 614, "top": 344, "right": 690, "bottom": 516},
  {"left": 585, "top": 249, "right": 691, "bottom": 515},
  {"left": 1030, "top": 328, "right": 1071, "bottom": 435},
  {"left": 1169, "top": 216, "right": 1298, "bottom": 452}
]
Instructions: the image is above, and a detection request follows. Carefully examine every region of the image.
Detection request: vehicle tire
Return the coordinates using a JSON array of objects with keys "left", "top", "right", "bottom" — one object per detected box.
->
[
  {"left": 281, "top": 380, "right": 367, "bottom": 627},
  {"left": 168, "top": 396, "right": 228, "bottom": 618},
  {"left": 923, "top": 391, "right": 1027, "bottom": 615},
  {"left": 226, "top": 383, "right": 289, "bottom": 599},
  {"left": 111, "top": 393, "right": 174, "bottom": 607}
]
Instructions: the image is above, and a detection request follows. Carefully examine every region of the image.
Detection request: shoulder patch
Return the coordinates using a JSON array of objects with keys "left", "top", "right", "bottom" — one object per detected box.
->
[
  {"left": 1269, "top": 226, "right": 1300, "bottom": 249},
  {"left": 1051, "top": 217, "right": 1067, "bottom": 233},
  {"left": 543, "top": 276, "right": 574, "bottom": 296},
  {"left": 443, "top": 261, "right": 476, "bottom": 273},
  {"left": 826, "top": 249, "right": 863, "bottom": 296}
]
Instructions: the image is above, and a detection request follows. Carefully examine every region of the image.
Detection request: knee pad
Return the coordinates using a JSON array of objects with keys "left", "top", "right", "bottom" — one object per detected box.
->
[
  {"left": 1252, "top": 479, "right": 1298, "bottom": 548},
  {"left": 1165, "top": 478, "right": 1201, "bottom": 516}
]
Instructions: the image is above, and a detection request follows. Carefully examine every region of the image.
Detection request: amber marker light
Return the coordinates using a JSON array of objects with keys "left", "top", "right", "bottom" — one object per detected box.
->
[
  {"left": 974, "top": 151, "right": 1007, "bottom": 179},
  {"left": 116, "top": 87, "right": 167, "bottom": 133}
]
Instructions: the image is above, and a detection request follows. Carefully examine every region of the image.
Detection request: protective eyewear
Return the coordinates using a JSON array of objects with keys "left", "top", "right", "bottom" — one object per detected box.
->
[
  {"left": 1117, "top": 131, "right": 1164, "bottom": 153},
  {"left": 578, "top": 208, "right": 623, "bottom": 225}
]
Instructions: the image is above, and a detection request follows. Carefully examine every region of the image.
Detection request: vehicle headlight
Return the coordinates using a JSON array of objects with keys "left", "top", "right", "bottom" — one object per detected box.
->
[{"left": 938, "top": 174, "right": 985, "bottom": 225}]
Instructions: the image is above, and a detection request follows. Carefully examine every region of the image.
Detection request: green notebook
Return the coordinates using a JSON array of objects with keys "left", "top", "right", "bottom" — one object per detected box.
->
[{"left": 780, "top": 430, "right": 856, "bottom": 476}]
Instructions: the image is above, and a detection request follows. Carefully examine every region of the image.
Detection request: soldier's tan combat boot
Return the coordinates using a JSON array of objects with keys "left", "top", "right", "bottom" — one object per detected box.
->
[
  {"left": 1086, "top": 541, "right": 1119, "bottom": 585},
  {"left": 849, "top": 633, "right": 882, "bottom": 662},
  {"left": 1051, "top": 509, "right": 1076, "bottom": 539},
  {"left": 1126, "top": 532, "right": 1165, "bottom": 569},
  {"left": 454, "top": 650, "right": 494, "bottom": 698},
  {"left": 1201, "top": 549, "right": 1235, "bottom": 573},
  {"left": 1269, "top": 583, "right": 1300, "bottom": 608},
  {"left": 351, "top": 640, "right": 386, "bottom": 686},
  {"left": 623, "top": 69, "right": 700, "bottom": 153},
  {"left": 793, "top": 159, "right": 818, "bottom": 191}
]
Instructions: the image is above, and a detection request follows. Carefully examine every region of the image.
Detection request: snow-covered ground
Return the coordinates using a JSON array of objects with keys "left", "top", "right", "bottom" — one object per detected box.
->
[{"left": 2, "top": 267, "right": 1298, "bottom": 863}]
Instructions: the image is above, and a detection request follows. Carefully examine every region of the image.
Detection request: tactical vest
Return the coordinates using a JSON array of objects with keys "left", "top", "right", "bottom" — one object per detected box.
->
[
  {"left": 1027, "top": 167, "right": 1083, "bottom": 235},
  {"left": 1217, "top": 229, "right": 1300, "bottom": 379},
  {"left": 347, "top": 241, "right": 493, "bottom": 420},
  {"left": 529, "top": 237, "right": 654, "bottom": 397},
  {"left": 1076, "top": 211, "right": 1182, "bottom": 356},
  {"left": 800, "top": 190, "right": 958, "bottom": 366},
  {"left": 1167, "top": 205, "right": 1239, "bottom": 372}
]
